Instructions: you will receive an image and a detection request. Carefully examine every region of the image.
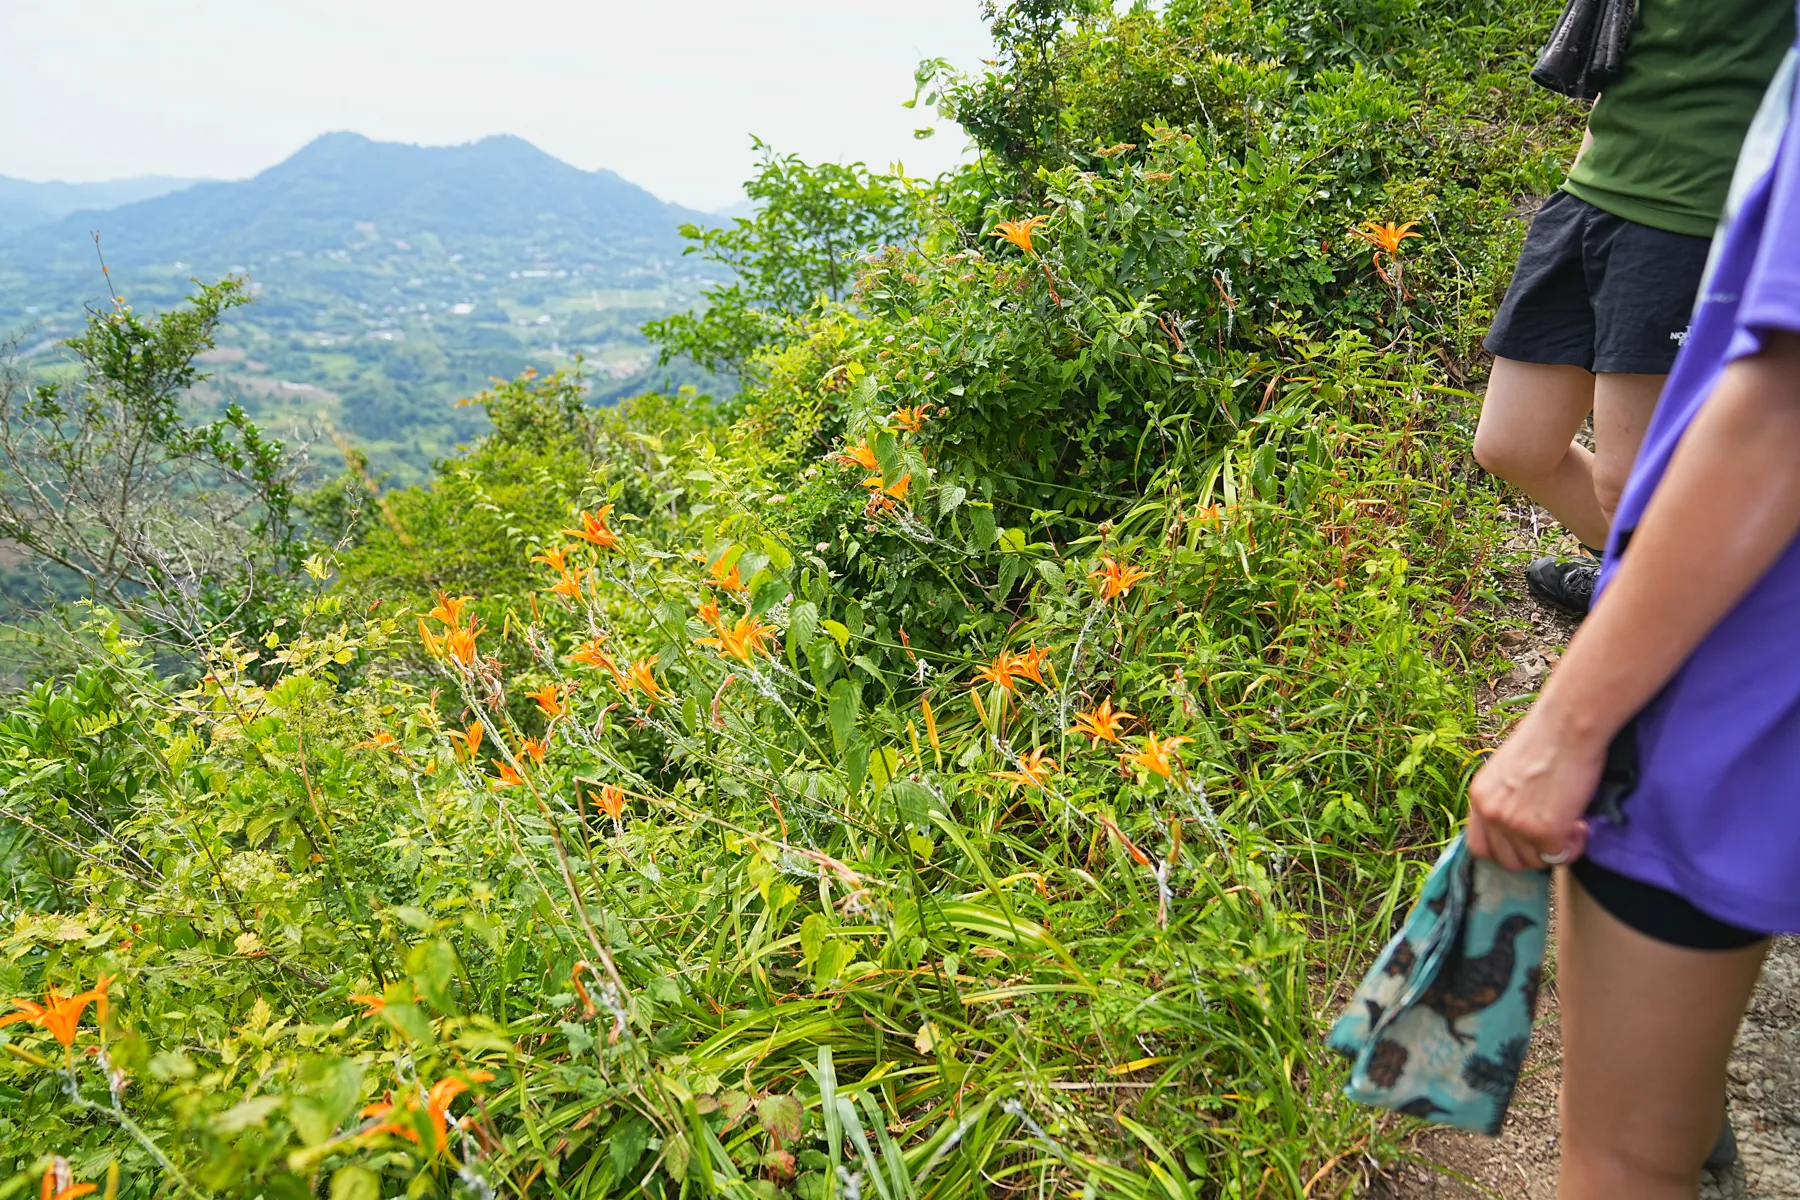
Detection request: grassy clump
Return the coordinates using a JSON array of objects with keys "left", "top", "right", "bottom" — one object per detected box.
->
[{"left": 0, "top": 0, "right": 1576, "bottom": 1196}]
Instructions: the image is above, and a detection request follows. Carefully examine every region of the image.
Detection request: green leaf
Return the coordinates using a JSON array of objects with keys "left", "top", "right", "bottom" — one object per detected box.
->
[
  {"left": 291, "top": 1058, "right": 363, "bottom": 1146},
  {"left": 759, "top": 533, "right": 794, "bottom": 571},
  {"left": 814, "top": 939, "right": 856, "bottom": 988},
  {"left": 213, "top": 1094, "right": 282, "bottom": 1134},
  {"left": 828, "top": 680, "right": 858, "bottom": 749},
  {"left": 379, "top": 1001, "right": 435, "bottom": 1044},
  {"left": 868, "top": 746, "right": 901, "bottom": 790},
  {"left": 821, "top": 619, "right": 851, "bottom": 653},
  {"left": 611, "top": 1114, "right": 653, "bottom": 1178},
  {"left": 968, "top": 503, "right": 997, "bottom": 549},
  {"left": 874, "top": 431, "right": 904, "bottom": 483},
  {"left": 887, "top": 780, "right": 932, "bottom": 827},
  {"left": 1034, "top": 560, "right": 1066, "bottom": 589},
  {"left": 330, "top": 1166, "right": 382, "bottom": 1200},
  {"left": 843, "top": 735, "right": 871, "bottom": 795},
  {"left": 407, "top": 937, "right": 457, "bottom": 1013},
  {"left": 789, "top": 601, "right": 819, "bottom": 655},
  {"left": 799, "top": 912, "right": 831, "bottom": 967},
  {"left": 758, "top": 1093, "right": 807, "bottom": 1143},
  {"left": 938, "top": 485, "right": 967, "bottom": 517},
  {"left": 750, "top": 571, "right": 788, "bottom": 616},
  {"left": 392, "top": 906, "right": 435, "bottom": 933}
]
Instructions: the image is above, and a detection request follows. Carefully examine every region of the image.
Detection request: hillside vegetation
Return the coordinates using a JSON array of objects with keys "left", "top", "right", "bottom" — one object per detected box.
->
[{"left": 0, "top": 1, "right": 1577, "bottom": 1197}]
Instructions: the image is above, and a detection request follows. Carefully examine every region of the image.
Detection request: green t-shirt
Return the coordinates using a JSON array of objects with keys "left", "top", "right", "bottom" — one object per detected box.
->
[{"left": 1563, "top": 0, "right": 1795, "bottom": 237}]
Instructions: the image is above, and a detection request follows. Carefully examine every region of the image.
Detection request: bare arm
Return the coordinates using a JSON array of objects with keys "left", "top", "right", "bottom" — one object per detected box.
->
[
  {"left": 1469, "top": 330, "right": 1800, "bottom": 869},
  {"left": 1571, "top": 125, "right": 1596, "bottom": 172}
]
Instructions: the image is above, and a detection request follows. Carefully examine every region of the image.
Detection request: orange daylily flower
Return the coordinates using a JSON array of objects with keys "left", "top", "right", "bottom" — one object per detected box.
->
[
  {"left": 1014, "top": 645, "right": 1050, "bottom": 686},
  {"left": 570, "top": 641, "right": 627, "bottom": 689},
  {"left": 418, "top": 617, "right": 442, "bottom": 658},
  {"left": 520, "top": 736, "right": 550, "bottom": 765},
  {"left": 1071, "top": 698, "right": 1133, "bottom": 744},
  {"left": 444, "top": 619, "right": 481, "bottom": 666},
  {"left": 972, "top": 650, "right": 1036, "bottom": 694},
  {"left": 708, "top": 559, "right": 744, "bottom": 593},
  {"left": 426, "top": 592, "right": 474, "bottom": 628},
  {"left": 836, "top": 439, "right": 880, "bottom": 471},
  {"left": 525, "top": 684, "right": 566, "bottom": 719},
  {"left": 549, "top": 569, "right": 586, "bottom": 600},
  {"left": 568, "top": 638, "right": 611, "bottom": 667},
  {"left": 1122, "top": 730, "right": 1192, "bottom": 779},
  {"left": 363, "top": 1070, "right": 496, "bottom": 1153},
  {"left": 563, "top": 506, "right": 618, "bottom": 549},
  {"left": 350, "top": 993, "right": 387, "bottom": 1017},
  {"left": 356, "top": 730, "right": 401, "bottom": 751},
  {"left": 990, "top": 214, "right": 1050, "bottom": 255},
  {"left": 695, "top": 613, "right": 778, "bottom": 663},
  {"left": 592, "top": 784, "right": 626, "bottom": 822},
  {"left": 1089, "top": 556, "right": 1151, "bottom": 601},
  {"left": 492, "top": 760, "right": 525, "bottom": 789},
  {"left": 1354, "top": 219, "right": 1422, "bottom": 256},
  {"left": 624, "top": 658, "right": 667, "bottom": 703},
  {"left": 0, "top": 976, "right": 112, "bottom": 1048},
  {"left": 883, "top": 473, "right": 912, "bottom": 501},
  {"left": 891, "top": 406, "right": 932, "bottom": 433},
  {"left": 993, "top": 747, "right": 1058, "bottom": 790},
  {"left": 39, "top": 1159, "right": 96, "bottom": 1200},
  {"left": 697, "top": 597, "right": 723, "bottom": 631},
  {"left": 530, "top": 545, "right": 573, "bottom": 573},
  {"left": 449, "top": 720, "right": 485, "bottom": 759}
]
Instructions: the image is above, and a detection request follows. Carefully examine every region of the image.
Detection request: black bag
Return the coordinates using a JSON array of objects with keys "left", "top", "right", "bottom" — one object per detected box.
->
[{"left": 1530, "top": 0, "right": 1638, "bottom": 100}]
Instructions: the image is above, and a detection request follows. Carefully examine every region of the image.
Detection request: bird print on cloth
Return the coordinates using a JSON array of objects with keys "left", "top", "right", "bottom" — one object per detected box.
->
[
  {"left": 1327, "top": 836, "right": 1550, "bottom": 1136},
  {"left": 1418, "top": 912, "right": 1538, "bottom": 1045}
]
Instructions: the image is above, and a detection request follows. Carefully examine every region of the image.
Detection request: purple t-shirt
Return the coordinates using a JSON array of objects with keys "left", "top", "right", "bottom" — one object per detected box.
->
[{"left": 1586, "top": 46, "right": 1800, "bottom": 933}]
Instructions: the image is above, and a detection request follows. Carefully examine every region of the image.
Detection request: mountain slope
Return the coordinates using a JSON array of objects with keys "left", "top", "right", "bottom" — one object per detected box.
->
[
  {"left": 0, "top": 134, "right": 724, "bottom": 484},
  {"left": 4, "top": 133, "right": 704, "bottom": 272},
  {"left": 0, "top": 174, "right": 202, "bottom": 236}
]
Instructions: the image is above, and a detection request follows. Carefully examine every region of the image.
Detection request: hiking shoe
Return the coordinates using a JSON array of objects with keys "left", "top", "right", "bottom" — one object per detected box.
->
[
  {"left": 1525, "top": 555, "right": 1598, "bottom": 616},
  {"left": 1706, "top": 1111, "right": 1739, "bottom": 1169}
]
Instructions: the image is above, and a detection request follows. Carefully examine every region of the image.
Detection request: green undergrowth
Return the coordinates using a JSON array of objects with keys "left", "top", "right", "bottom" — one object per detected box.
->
[{"left": 0, "top": 1, "right": 1577, "bottom": 1196}]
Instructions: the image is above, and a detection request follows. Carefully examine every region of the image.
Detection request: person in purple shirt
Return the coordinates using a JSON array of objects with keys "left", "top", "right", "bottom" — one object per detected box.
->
[{"left": 1468, "top": 44, "right": 1800, "bottom": 1200}]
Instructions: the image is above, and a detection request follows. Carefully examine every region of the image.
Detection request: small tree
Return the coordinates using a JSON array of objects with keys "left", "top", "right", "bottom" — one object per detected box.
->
[
  {"left": 0, "top": 277, "right": 305, "bottom": 642},
  {"left": 644, "top": 141, "right": 924, "bottom": 379}
]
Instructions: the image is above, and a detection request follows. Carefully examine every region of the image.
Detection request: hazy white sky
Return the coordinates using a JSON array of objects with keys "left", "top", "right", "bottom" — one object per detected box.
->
[{"left": 1, "top": 1, "right": 994, "bottom": 211}]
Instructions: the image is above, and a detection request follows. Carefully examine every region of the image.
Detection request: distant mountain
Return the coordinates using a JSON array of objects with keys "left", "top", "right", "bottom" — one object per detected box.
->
[
  {"left": 0, "top": 174, "right": 203, "bottom": 236},
  {"left": 712, "top": 198, "right": 760, "bottom": 222},
  {"left": 0, "top": 134, "right": 725, "bottom": 484},
  {"left": 3, "top": 133, "right": 706, "bottom": 273}
]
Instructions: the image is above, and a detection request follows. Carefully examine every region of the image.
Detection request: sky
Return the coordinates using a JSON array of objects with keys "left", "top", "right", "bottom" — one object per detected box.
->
[{"left": 1, "top": 1, "right": 995, "bottom": 212}]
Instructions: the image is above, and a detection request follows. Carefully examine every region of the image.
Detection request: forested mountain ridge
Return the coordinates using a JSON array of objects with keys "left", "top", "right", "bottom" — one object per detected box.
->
[
  {"left": 0, "top": 173, "right": 202, "bottom": 237},
  {"left": 0, "top": 134, "right": 724, "bottom": 479},
  {"left": 2, "top": 133, "right": 704, "bottom": 272}
]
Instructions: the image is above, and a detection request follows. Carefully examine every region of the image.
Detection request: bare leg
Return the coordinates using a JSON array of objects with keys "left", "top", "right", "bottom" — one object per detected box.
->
[
  {"left": 1590, "top": 373, "right": 1668, "bottom": 526},
  {"left": 1558, "top": 872, "right": 1767, "bottom": 1200},
  {"left": 1474, "top": 358, "right": 1609, "bottom": 547}
]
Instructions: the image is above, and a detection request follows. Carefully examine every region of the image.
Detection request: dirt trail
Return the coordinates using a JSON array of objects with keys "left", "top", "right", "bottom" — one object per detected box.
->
[{"left": 1365, "top": 516, "right": 1800, "bottom": 1197}]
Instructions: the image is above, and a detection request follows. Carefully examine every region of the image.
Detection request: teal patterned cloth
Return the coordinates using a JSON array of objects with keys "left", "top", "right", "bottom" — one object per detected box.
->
[{"left": 1327, "top": 835, "right": 1550, "bottom": 1136}]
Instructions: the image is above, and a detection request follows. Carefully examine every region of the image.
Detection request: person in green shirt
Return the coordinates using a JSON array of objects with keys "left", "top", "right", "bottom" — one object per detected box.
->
[{"left": 1474, "top": 0, "right": 1794, "bottom": 616}]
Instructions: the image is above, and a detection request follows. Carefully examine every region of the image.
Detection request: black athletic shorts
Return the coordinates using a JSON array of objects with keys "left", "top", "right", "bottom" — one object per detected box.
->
[
  {"left": 1485, "top": 190, "right": 1713, "bottom": 375},
  {"left": 1571, "top": 857, "right": 1767, "bottom": 951}
]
